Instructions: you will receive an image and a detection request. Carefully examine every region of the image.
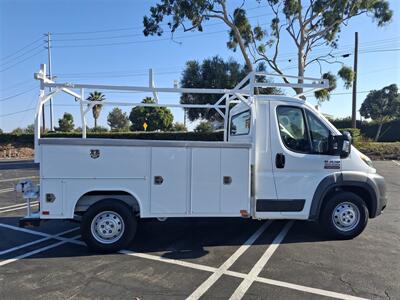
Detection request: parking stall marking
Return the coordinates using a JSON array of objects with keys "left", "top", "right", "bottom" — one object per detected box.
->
[
  {"left": 0, "top": 187, "right": 15, "bottom": 194},
  {"left": 0, "top": 223, "right": 81, "bottom": 243},
  {"left": 0, "top": 227, "right": 79, "bottom": 256},
  {"left": 0, "top": 235, "right": 81, "bottom": 267},
  {"left": 0, "top": 221, "right": 368, "bottom": 300},
  {"left": 0, "top": 201, "right": 39, "bottom": 211},
  {"left": 392, "top": 160, "right": 400, "bottom": 166},
  {"left": 186, "top": 220, "right": 273, "bottom": 300},
  {"left": 251, "top": 276, "right": 369, "bottom": 300},
  {"left": 121, "top": 250, "right": 218, "bottom": 273},
  {"left": 0, "top": 202, "right": 39, "bottom": 214},
  {"left": 0, "top": 176, "right": 38, "bottom": 183},
  {"left": 122, "top": 238, "right": 367, "bottom": 300},
  {"left": 229, "top": 221, "right": 294, "bottom": 300}
]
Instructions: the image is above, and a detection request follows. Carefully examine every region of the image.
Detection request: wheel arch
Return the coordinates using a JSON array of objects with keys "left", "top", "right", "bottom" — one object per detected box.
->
[
  {"left": 74, "top": 189, "right": 142, "bottom": 217},
  {"left": 309, "top": 173, "right": 378, "bottom": 220}
]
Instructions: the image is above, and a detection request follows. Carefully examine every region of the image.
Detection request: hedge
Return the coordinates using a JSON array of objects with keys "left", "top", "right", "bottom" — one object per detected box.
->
[
  {"left": 0, "top": 132, "right": 224, "bottom": 146},
  {"left": 356, "top": 142, "right": 400, "bottom": 160},
  {"left": 331, "top": 119, "right": 400, "bottom": 142}
]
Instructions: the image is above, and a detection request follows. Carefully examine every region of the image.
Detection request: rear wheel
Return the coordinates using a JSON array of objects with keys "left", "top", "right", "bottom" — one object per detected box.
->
[
  {"left": 320, "top": 191, "right": 368, "bottom": 239},
  {"left": 81, "top": 199, "right": 137, "bottom": 253}
]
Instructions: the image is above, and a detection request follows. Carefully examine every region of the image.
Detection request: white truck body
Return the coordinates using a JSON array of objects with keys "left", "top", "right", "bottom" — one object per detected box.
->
[
  {"left": 39, "top": 139, "right": 251, "bottom": 219},
  {"left": 18, "top": 65, "right": 387, "bottom": 252}
]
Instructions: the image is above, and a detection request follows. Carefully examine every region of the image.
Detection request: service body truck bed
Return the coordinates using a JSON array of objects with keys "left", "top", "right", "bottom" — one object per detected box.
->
[{"left": 39, "top": 138, "right": 251, "bottom": 219}]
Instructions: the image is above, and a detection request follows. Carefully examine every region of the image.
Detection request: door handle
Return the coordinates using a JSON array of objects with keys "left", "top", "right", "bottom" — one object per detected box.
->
[
  {"left": 275, "top": 153, "right": 285, "bottom": 169},
  {"left": 154, "top": 176, "right": 164, "bottom": 185}
]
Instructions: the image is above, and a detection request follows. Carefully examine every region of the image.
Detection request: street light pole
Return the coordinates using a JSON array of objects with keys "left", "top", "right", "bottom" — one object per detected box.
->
[
  {"left": 45, "top": 32, "right": 54, "bottom": 131},
  {"left": 351, "top": 32, "right": 358, "bottom": 129}
]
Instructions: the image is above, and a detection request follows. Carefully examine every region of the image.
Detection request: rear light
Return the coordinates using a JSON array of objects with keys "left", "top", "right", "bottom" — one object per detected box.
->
[{"left": 42, "top": 211, "right": 49, "bottom": 215}]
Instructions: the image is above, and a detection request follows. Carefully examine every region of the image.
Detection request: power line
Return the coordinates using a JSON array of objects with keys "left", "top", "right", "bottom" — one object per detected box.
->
[
  {"left": 0, "top": 107, "right": 35, "bottom": 118},
  {"left": 0, "top": 43, "right": 45, "bottom": 67},
  {"left": 0, "top": 49, "right": 45, "bottom": 73},
  {"left": 360, "top": 48, "right": 400, "bottom": 54},
  {"left": 51, "top": 29, "right": 229, "bottom": 48},
  {"left": 0, "top": 37, "right": 42, "bottom": 61},
  {"left": 0, "top": 87, "right": 37, "bottom": 102},
  {"left": 0, "top": 79, "right": 33, "bottom": 92},
  {"left": 51, "top": 9, "right": 272, "bottom": 36},
  {"left": 52, "top": 32, "right": 144, "bottom": 42}
]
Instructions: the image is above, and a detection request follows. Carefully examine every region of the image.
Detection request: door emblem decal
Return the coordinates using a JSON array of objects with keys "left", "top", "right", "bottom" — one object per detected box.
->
[
  {"left": 90, "top": 149, "right": 100, "bottom": 159},
  {"left": 324, "top": 160, "right": 340, "bottom": 169}
]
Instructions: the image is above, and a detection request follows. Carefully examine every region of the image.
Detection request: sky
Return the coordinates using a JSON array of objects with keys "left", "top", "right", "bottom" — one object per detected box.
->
[{"left": 0, "top": 0, "right": 399, "bottom": 132}]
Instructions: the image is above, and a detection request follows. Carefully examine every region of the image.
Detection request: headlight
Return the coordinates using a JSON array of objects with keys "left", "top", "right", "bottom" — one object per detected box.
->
[{"left": 359, "top": 152, "right": 374, "bottom": 168}]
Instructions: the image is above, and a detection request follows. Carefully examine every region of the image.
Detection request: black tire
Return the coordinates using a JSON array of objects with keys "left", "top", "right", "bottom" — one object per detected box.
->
[
  {"left": 81, "top": 199, "right": 137, "bottom": 253},
  {"left": 320, "top": 191, "right": 368, "bottom": 239}
]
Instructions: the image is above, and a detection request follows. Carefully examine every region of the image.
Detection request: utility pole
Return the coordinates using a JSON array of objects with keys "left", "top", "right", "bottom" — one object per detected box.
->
[
  {"left": 351, "top": 32, "right": 358, "bottom": 129},
  {"left": 45, "top": 32, "right": 54, "bottom": 131}
]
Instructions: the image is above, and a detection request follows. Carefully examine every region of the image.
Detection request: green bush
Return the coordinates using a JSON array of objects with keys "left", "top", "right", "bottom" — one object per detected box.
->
[{"left": 339, "top": 128, "right": 361, "bottom": 144}]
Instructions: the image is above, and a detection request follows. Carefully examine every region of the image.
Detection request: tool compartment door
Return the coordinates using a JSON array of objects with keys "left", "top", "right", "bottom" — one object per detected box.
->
[
  {"left": 191, "top": 147, "right": 250, "bottom": 216},
  {"left": 150, "top": 147, "right": 188, "bottom": 214},
  {"left": 221, "top": 148, "right": 250, "bottom": 214}
]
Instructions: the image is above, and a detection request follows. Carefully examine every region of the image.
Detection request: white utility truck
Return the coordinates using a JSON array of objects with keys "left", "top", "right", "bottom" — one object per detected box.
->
[{"left": 18, "top": 64, "right": 387, "bottom": 253}]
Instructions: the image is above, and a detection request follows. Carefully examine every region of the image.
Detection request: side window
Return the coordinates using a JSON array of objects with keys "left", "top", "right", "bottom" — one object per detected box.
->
[
  {"left": 230, "top": 110, "right": 251, "bottom": 136},
  {"left": 277, "top": 106, "right": 311, "bottom": 153},
  {"left": 306, "top": 110, "right": 330, "bottom": 154}
]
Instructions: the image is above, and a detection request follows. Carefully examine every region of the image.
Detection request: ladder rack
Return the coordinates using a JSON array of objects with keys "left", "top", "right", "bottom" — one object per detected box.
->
[{"left": 33, "top": 64, "right": 329, "bottom": 162}]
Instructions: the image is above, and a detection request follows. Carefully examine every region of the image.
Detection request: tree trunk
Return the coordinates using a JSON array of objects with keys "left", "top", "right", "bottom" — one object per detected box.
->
[
  {"left": 374, "top": 123, "right": 383, "bottom": 141},
  {"left": 296, "top": 45, "right": 305, "bottom": 98},
  {"left": 231, "top": 26, "right": 253, "bottom": 72},
  {"left": 94, "top": 118, "right": 97, "bottom": 129}
]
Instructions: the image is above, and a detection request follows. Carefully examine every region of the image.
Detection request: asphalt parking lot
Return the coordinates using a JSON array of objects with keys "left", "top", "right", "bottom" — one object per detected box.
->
[{"left": 0, "top": 160, "right": 399, "bottom": 300}]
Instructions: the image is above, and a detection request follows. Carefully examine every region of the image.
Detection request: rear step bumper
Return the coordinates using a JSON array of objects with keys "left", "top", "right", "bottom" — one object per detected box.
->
[{"left": 19, "top": 213, "right": 41, "bottom": 227}]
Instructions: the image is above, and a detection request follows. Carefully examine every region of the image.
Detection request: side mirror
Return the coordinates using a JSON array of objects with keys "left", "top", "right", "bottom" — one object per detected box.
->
[{"left": 329, "top": 131, "right": 352, "bottom": 158}]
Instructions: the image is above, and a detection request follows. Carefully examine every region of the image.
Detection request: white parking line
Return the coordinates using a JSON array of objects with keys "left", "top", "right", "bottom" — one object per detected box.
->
[
  {"left": 229, "top": 221, "right": 294, "bottom": 300},
  {"left": 0, "top": 223, "right": 80, "bottom": 242},
  {"left": 392, "top": 160, "right": 400, "bottom": 166},
  {"left": 121, "top": 250, "right": 217, "bottom": 273},
  {"left": 186, "top": 220, "right": 273, "bottom": 300},
  {"left": 0, "top": 176, "right": 38, "bottom": 183},
  {"left": 253, "top": 276, "right": 368, "bottom": 300},
  {"left": 0, "top": 227, "right": 79, "bottom": 256},
  {"left": 0, "top": 188, "right": 15, "bottom": 194},
  {"left": 122, "top": 242, "right": 367, "bottom": 300},
  {"left": 0, "top": 235, "right": 81, "bottom": 267},
  {"left": 0, "top": 201, "right": 39, "bottom": 211},
  {"left": 0, "top": 222, "right": 368, "bottom": 300},
  {"left": 0, "top": 203, "right": 39, "bottom": 214}
]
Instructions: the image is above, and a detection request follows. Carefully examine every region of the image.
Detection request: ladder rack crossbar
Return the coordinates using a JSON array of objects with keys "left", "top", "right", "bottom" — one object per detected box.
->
[{"left": 33, "top": 64, "right": 329, "bottom": 163}]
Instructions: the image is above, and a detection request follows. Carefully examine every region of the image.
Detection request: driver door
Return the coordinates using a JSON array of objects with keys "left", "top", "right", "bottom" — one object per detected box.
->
[{"left": 269, "top": 101, "right": 340, "bottom": 219}]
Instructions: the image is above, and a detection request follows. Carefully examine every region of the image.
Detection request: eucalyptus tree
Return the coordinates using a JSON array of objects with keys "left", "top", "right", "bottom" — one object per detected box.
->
[{"left": 143, "top": 0, "right": 393, "bottom": 100}]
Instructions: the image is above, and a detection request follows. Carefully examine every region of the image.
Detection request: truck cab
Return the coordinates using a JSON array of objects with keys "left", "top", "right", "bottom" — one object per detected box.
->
[{"left": 230, "top": 94, "right": 386, "bottom": 229}]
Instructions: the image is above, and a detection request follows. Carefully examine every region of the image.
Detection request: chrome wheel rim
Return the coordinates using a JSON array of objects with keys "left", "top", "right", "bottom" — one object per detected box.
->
[
  {"left": 91, "top": 211, "right": 124, "bottom": 244},
  {"left": 332, "top": 202, "right": 360, "bottom": 232}
]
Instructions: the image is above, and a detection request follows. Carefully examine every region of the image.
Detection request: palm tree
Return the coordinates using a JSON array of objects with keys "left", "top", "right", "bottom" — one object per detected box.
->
[{"left": 87, "top": 91, "right": 105, "bottom": 129}]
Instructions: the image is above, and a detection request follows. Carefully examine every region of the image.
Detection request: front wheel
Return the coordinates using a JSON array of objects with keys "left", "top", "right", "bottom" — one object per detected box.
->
[
  {"left": 320, "top": 191, "right": 368, "bottom": 239},
  {"left": 81, "top": 199, "right": 137, "bottom": 253}
]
